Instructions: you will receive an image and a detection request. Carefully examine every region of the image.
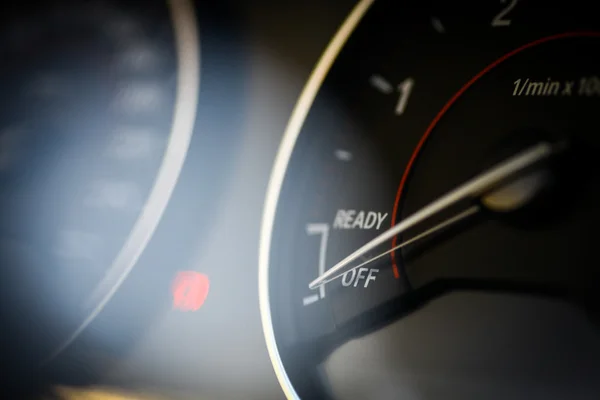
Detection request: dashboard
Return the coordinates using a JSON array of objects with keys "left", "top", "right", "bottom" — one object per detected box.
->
[{"left": 1, "top": 1, "right": 599, "bottom": 399}]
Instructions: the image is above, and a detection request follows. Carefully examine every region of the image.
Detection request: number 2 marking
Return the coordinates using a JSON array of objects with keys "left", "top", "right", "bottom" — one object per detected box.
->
[{"left": 491, "top": 0, "right": 518, "bottom": 27}]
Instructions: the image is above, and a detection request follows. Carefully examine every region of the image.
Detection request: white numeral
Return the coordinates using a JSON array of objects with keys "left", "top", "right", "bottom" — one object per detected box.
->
[
  {"left": 395, "top": 77, "right": 414, "bottom": 115},
  {"left": 491, "top": 0, "right": 518, "bottom": 27}
]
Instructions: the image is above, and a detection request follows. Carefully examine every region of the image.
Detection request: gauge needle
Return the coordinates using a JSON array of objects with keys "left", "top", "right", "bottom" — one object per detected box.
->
[
  {"left": 338, "top": 205, "right": 480, "bottom": 276},
  {"left": 309, "top": 141, "right": 561, "bottom": 289}
]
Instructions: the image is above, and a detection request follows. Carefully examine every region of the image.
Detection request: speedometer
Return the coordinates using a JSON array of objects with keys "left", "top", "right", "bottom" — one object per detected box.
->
[
  {"left": 260, "top": 0, "right": 600, "bottom": 398},
  {"left": 0, "top": 0, "right": 199, "bottom": 374}
]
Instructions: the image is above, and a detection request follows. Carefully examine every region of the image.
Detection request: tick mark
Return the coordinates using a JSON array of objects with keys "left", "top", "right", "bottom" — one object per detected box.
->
[
  {"left": 431, "top": 17, "right": 445, "bottom": 33},
  {"left": 369, "top": 74, "right": 393, "bottom": 94},
  {"left": 302, "top": 294, "right": 320, "bottom": 306},
  {"left": 334, "top": 149, "right": 353, "bottom": 161}
]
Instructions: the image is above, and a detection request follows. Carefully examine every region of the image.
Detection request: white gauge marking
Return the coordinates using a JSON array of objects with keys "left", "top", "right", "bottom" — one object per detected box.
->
[
  {"left": 114, "top": 82, "right": 163, "bottom": 113},
  {"left": 258, "top": 1, "right": 375, "bottom": 398},
  {"left": 305, "top": 223, "right": 329, "bottom": 300},
  {"left": 431, "top": 17, "right": 445, "bottom": 33},
  {"left": 109, "top": 126, "right": 155, "bottom": 160},
  {"left": 117, "top": 45, "right": 161, "bottom": 72},
  {"left": 333, "top": 210, "right": 387, "bottom": 230},
  {"left": 310, "top": 141, "right": 561, "bottom": 289},
  {"left": 55, "top": 230, "right": 103, "bottom": 263},
  {"left": 369, "top": 74, "right": 393, "bottom": 94},
  {"left": 334, "top": 149, "right": 353, "bottom": 161},
  {"left": 302, "top": 294, "right": 320, "bottom": 306},
  {"left": 84, "top": 180, "right": 141, "bottom": 210},
  {"left": 395, "top": 77, "right": 415, "bottom": 115},
  {"left": 41, "top": 0, "right": 201, "bottom": 365}
]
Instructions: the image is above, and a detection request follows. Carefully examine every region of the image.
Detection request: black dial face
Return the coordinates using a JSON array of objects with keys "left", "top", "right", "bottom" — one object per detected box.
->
[
  {"left": 261, "top": 0, "right": 600, "bottom": 398},
  {"left": 0, "top": 0, "right": 199, "bottom": 368}
]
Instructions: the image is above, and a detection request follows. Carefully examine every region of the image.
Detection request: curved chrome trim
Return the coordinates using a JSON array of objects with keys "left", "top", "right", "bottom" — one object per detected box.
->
[
  {"left": 258, "top": 1, "right": 375, "bottom": 398},
  {"left": 42, "top": 0, "right": 201, "bottom": 364}
]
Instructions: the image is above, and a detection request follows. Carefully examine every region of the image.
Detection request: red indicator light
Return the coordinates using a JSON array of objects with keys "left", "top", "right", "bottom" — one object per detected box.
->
[{"left": 172, "top": 271, "right": 210, "bottom": 311}]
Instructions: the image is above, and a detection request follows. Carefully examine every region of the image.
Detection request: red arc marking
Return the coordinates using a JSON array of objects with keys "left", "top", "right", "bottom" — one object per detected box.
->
[{"left": 390, "top": 31, "right": 600, "bottom": 279}]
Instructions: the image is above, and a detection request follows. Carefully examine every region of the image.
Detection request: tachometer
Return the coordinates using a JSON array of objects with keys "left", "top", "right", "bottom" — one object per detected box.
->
[{"left": 260, "top": 0, "right": 600, "bottom": 398}]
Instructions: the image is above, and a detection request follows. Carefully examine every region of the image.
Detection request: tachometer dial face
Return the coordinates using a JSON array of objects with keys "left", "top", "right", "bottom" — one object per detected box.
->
[
  {"left": 260, "top": 0, "right": 600, "bottom": 398},
  {"left": 0, "top": 0, "right": 199, "bottom": 367}
]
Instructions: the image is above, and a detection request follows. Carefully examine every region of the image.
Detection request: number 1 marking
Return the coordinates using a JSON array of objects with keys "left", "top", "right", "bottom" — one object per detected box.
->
[{"left": 395, "top": 77, "right": 414, "bottom": 115}]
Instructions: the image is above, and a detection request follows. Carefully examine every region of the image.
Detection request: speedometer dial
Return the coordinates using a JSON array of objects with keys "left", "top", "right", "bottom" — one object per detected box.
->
[
  {"left": 260, "top": 0, "right": 600, "bottom": 398},
  {"left": 0, "top": 0, "right": 199, "bottom": 372}
]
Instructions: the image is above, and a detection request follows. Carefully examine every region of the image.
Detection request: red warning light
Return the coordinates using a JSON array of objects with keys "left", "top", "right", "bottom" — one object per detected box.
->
[{"left": 172, "top": 271, "right": 210, "bottom": 311}]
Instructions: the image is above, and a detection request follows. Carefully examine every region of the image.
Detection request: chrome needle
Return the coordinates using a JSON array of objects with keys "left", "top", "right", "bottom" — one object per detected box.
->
[
  {"left": 333, "top": 205, "right": 480, "bottom": 279},
  {"left": 309, "top": 141, "right": 559, "bottom": 289}
]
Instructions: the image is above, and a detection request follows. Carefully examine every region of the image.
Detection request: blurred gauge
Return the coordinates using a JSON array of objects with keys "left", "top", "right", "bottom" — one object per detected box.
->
[
  {"left": 260, "top": 0, "right": 600, "bottom": 398},
  {"left": 0, "top": 0, "right": 199, "bottom": 373}
]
